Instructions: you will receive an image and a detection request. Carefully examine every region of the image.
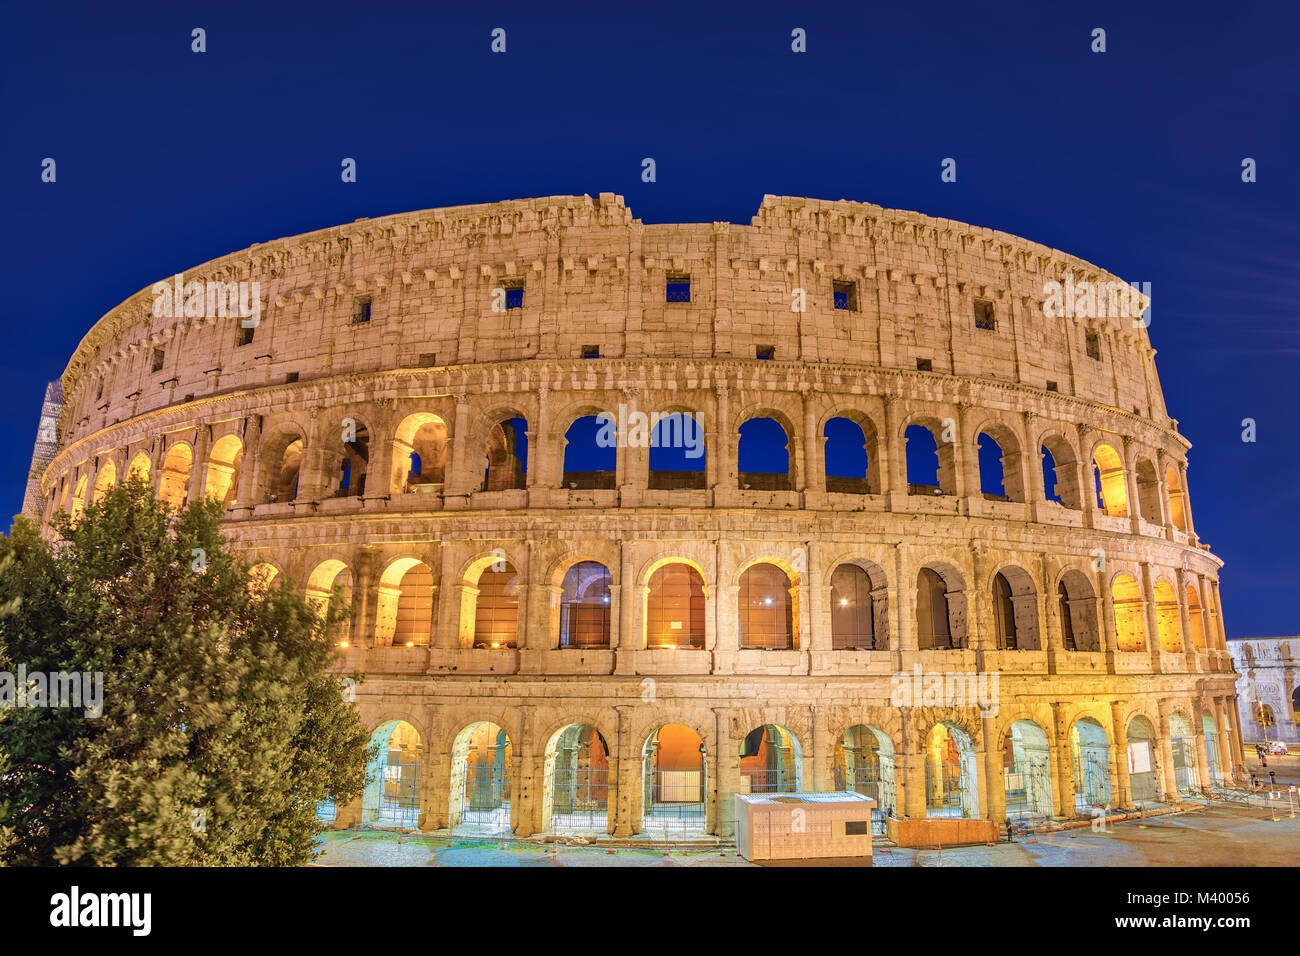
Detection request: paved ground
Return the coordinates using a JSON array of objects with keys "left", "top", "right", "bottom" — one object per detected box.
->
[{"left": 313, "top": 797, "right": 1300, "bottom": 867}]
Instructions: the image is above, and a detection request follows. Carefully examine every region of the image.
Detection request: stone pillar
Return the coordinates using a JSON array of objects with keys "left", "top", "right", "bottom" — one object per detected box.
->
[
  {"left": 1210, "top": 580, "right": 1228, "bottom": 651},
  {"left": 232, "top": 415, "right": 262, "bottom": 514},
  {"left": 445, "top": 394, "right": 473, "bottom": 501},
  {"left": 1179, "top": 462, "right": 1197, "bottom": 544},
  {"left": 1045, "top": 724, "right": 1066, "bottom": 817},
  {"left": 810, "top": 707, "right": 833, "bottom": 792},
  {"left": 1176, "top": 568, "right": 1198, "bottom": 670},
  {"left": 613, "top": 705, "right": 637, "bottom": 837},
  {"left": 1156, "top": 700, "right": 1178, "bottom": 801},
  {"left": 801, "top": 538, "right": 823, "bottom": 658},
  {"left": 1193, "top": 705, "right": 1212, "bottom": 791},
  {"left": 187, "top": 423, "right": 211, "bottom": 503},
  {"left": 801, "top": 387, "right": 820, "bottom": 506},
  {"left": 882, "top": 394, "right": 906, "bottom": 509},
  {"left": 513, "top": 706, "right": 536, "bottom": 837},
  {"left": 1022, "top": 411, "right": 1042, "bottom": 521},
  {"left": 954, "top": 402, "right": 978, "bottom": 504},
  {"left": 1226, "top": 696, "right": 1248, "bottom": 774},
  {"left": 615, "top": 539, "right": 636, "bottom": 674},
  {"left": 1140, "top": 561, "right": 1161, "bottom": 670},
  {"left": 711, "top": 384, "right": 732, "bottom": 507},
  {"left": 983, "top": 715, "right": 1005, "bottom": 824},
  {"left": 1122, "top": 434, "right": 1142, "bottom": 532},
  {"left": 525, "top": 384, "right": 550, "bottom": 497},
  {"left": 1052, "top": 702, "right": 1076, "bottom": 816},
  {"left": 1076, "top": 423, "right": 1097, "bottom": 530},
  {"left": 901, "top": 713, "right": 926, "bottom": 818},
  {"left": 713, "top": 709, "right": 739, "bottom": 838},
  {"left": 1109, "top": 701, "right": 1132, "bottom": 809}
]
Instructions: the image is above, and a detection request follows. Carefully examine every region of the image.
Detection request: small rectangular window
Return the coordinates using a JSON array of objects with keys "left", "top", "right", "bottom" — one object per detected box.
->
[
  {"left": 756, "top": 345, "right": 775, "bottom": 360},
  {"left": 916, "top": 357, "right": 933, "bottom": 372},
  {"left": 285, "top": 371, "right": 299, "bottom": 384},
  {"left": 95, "top": 379, "right": 104, "bottom": 400},
  {"left": 666, "top": 275, "right": 691, "bottom": 303},
  {"left": 503, "top": 280, "right": 525, "bottom": 310},
  {"left": 974, "top": 299, "right": 996, "bottom": 330},
  {"left": 845, "top": 821, "right": 871, "bottom": 836},
  {"left": 236, "top": 325, "right": 255, "bottom": 347},
  {"left": 1086, "top": 331, "right": 1102, "bottom": 360},
  {"left": 151, "top": 348, "right": 165, "bottom": 372},
  {"left": 832, "top": 279, "right": 858, "bottom": 311},
  {"left": 418, "top": 352, "right": 438, "bottom": 367},
  {"left": 1046, "top": 381, "right": 1058, "bottom": 392},
  {"left": 581, "top": 344, "right": 601, "bottom": 359},
  {"left": 352, "top": 296, "right": 372, "bottom": 324}
]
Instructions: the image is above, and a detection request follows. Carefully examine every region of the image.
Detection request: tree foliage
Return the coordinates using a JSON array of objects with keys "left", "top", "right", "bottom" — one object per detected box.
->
[{"left": 0, "top": 477, "right": 373, "bottom": 865}]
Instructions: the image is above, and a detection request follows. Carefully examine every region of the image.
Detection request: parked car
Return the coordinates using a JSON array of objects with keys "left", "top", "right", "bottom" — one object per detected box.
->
[{"left": 1268, "top": 741, "right": 1289, "bottom": 755}]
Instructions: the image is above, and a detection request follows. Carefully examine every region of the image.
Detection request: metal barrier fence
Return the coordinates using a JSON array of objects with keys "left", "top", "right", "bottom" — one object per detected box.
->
[
  {"left": 550, "top": 767, "right": 609, "bottom": 832},
  {"left": 643, "top": 770, "right": 706, "bottom": 835}
]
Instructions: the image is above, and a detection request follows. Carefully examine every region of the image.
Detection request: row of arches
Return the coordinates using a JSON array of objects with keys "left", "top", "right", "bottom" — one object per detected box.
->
[
  {"left": 49, "top": 404, "right": 1194, "bottom": 537},
  {"left": 346, "top": 707, "right": 1230, "bottom": 836},
  {"left": 260, "top": 550, "right": 1223, "bottom": 657}
]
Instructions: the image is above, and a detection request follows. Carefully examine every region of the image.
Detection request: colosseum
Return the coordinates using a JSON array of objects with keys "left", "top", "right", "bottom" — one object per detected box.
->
[{"left": 29, "top": 192, "right": 1246, "bottom": 841}]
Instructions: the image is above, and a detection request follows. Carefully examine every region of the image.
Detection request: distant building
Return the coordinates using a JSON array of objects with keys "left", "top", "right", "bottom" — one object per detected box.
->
[
  {"left": 20, "top": 380, "right": 63, "bottom": 520},
  {"left": 1227, "top": 637, "right": 1300, "bottom": 744}
]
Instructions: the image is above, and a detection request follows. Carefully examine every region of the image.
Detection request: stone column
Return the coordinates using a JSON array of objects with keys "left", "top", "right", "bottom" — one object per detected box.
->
[
  {"left": 1140, "top": 561, "right": 1161, "bottom": 670},
  {"left": 900, "top": 713, "right": 926, "bottom": 818},
  {"left": 954, "top": 401, "right": 978, "bottom": 504},
  {"left": 1176, "top": 567, "right": 1198, "bottom": 670},
  {"left": 1122, "top": 434, "right": 1142, "bottom": 531},
  {"left": 801, "top": 387, "right": 820, "bottom": 507},
  {"left": 187, "top": 423, "right": 211, "bottom": 503},
  {"left": 1179, "top": 462, "right": 1197, "bottom": 544},
  {"left": 1021, "top": 411, "right": 1042, "bottom": 522},
  {"left": 713, "top": 709, "right": 739, "bottom": 838},
  {"left": 1226, "top": 696, "right": 1248, "bottom": 775},
  {"left": 882, "top": 394, "right": 906, "bottom": 509},
  {"left": 983, "top": 715, "right": 1005, "bottom": 824},
  {"left": 613, "top": 705, "right": 637, "bottom": 837},
  {"left": 232, "top": 415, "right": 262, "bottom": 514},
  {"left": 710, "top": 384, "right": 732, "bottom": 507},
  {"left": 615, "top": 539, "right": 636, "bottom": 674},
  {"left": 1076, "top": 423, "right": 1097, "bottom": 530},
  {"left": 1052, "top": 702, "right": 1076, "bottom": 816},
  {"left": 1156, "top": 700, "right": 1178, "bottom": 801},
  {"left": 445, "top": 393, "right": 473, "bottom": 502},
  {"left": 1192, "top": 703, "right": 1212, "bottom": 791},
  {"left": 513, "top": 706, "right": 536, "bottom": 837},
  {"left": 1109, "top": 701, "right": 1132, "bottom": 809},
  {"left": 525, "top": 383, "right": 550, "bottom": 498}
]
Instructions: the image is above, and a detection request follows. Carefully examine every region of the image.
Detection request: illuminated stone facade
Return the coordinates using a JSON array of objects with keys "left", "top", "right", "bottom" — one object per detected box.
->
[{"left": 37, "top": 194, "right": 1244, "bottom": 838}]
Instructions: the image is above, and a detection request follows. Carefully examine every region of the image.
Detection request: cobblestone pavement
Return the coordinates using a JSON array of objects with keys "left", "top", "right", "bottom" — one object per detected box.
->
[{"left": 312, "top": 800, "right": 1300, "bottom": 867}]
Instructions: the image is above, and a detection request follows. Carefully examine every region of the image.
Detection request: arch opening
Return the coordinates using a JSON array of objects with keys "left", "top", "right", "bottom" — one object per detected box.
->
[
  {"left": 1091, "top": 444, "right": 1128, "bottom": 517},
  {"left": 647, "top": 411, "right": 706, "bottom": 490},
  {"left": 992, "top": 567, "right": 1039, "bottom": 651},
  {"left": 830, "top": 562, "right": 885, "bottom": 650},
  {"left": 738, "top": 562, "right": 794, "bottom": 650},
  {"left": 738, "top": 724, "right": 803, "bottom": 794},
  {"left": 204, "top": 434, "right": 243, "bottom": 506},
  {"left": 924, "top": 723, "right": 979, "bottom": 818},
  {"left": 737, "top": 417, "right": 791, "bottom": 491},
  {"left": 392, "top": 413, "right": 448, "bottom": 495},
  {"left": 642, "top": 724, "right": 706, "bottom": 837},
  {"left": 562, "top": 415, "right": 616, "bottom": 490},
  {"left": 544, "top": 724, "right": 610, "bottom": 833},
  {"left": 645, "top": 562, "right": 705, "bottom": 650},
  {"left": 449, "top": 722, "right": 512, "bottom": 834},
  {"left": 158, "top": 443, "right": 193, "bottom": 510},
  {"left": 1112, "top": 574, "right": 1147, "bottom": 652},
  {"left": 361, "top": 720, "right": 422, "bottom": 828},
  {"left": 1003, "top": 720, "right": 1054, "bottom": 823},
  {"left": 1126, "top": 715, "right": 1159, "bottom": 803},
  {"left": 1058, "top": 570, "right": 1100, "bottom": 652},
  {"left": 482, "top": 417, "right": 528, "bottom": 491},
  {"left": 1071, "top": 717, "right": 1112, "bottom": 814},
  {"left": 823, "top": 415, "right": 877, "bottom": 495},
  {"left": 833, "top": 724, "right": 895, "bottom": 833},
  {"left": 558, "top": 561, "right": 611, "bottom": 648}
]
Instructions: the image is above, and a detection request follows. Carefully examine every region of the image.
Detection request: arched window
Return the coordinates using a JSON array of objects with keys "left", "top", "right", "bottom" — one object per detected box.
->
[
  {"left": 993, "top": 572, "right": 1017, "bottom": 649},
  {"left": 645, "top": 563, "right": 705, "bottom": 649},
  {"left": 334, "top": 421, "right": 370, "bottom": 497},
  {"left": 1092, "top": 444, "right": 1128, "bottom": 517},
  {"left": 392, "top": 413, "right": 448, "bottom": 494},
  {"left": 737, "top": 417, "right": 791, "bottom": 491},
  {"left": 915, "top": 567, "right": 953, "bottom": 650},
  {"left": 648, "top": 412, "right": 705, "bottom": 490},
  {"left": 905, "top": 424, "right": 941, "bottom": 493},
  {"left": 738, "top": 563, "right": 793, "bottom": 650},
  {"left": 1153, "top": 580, "right": 1182, "bottom": 652},
  {"left": 394, "top": 563, "right": 434, "bottom": 646},
  {"left": 824, "top": 416, "right": 873, "bottom": 494},
  {"left": 1254, "top": 703, "right": 1275, "bottom": 728},
  {"left": 483, "top": 417, "right": 528, "bottom": 491},
  {"left": 474, "top": 564, "right": 519, "bottom": 648},
  {"left": 562, "top": 416, "right": 616, "bottom": 490},
  {"left": 1112, "top": 574, "right": 1146, "bottom": 651},
  {"left": 158, "top": 443, "right": 193, "bottom": 509},
  {"left": 1186, "top": 585, "right": 1205, "bottom": 651},
  {"left": 204, "top": 434, "right": 243, "bottom": 505},
  {"left": 263, "top": 436, "right": 303, "bottom": 503},
  {"left": 559, "top": 561, "right": 611, "bottom": 648},
  {"left": 830, "top": 564, "right": 875, "bottom": 650},
  {"left": 978, "top": 433, "right": 1008, "bottom": 500},
  {"left": 1135, "top": 459, "right": 1161, "bottom": 523},
  {"left": 92, "top": 462, "right": 116, "bottom": 504}
]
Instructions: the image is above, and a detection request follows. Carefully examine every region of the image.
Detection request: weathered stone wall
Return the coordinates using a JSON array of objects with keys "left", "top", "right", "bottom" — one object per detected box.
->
[{"left": 36, "top": 195, "right": 1242, "bottom": 839}]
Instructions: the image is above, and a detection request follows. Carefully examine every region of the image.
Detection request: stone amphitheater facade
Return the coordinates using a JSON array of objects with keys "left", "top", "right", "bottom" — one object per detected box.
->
[{"left": 35, "top": 193, "right": 1245, "bottom": 839}]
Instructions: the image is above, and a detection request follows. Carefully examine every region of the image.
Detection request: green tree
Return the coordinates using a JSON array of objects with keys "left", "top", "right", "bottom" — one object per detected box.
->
[{"left": 0, "top": 477, "right": 372, "bottom": 865}]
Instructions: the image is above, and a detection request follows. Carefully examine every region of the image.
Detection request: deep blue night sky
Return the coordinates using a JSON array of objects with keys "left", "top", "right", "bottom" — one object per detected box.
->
[{"left": 2, "top": 1, "right": 1296, "bottom": 635}]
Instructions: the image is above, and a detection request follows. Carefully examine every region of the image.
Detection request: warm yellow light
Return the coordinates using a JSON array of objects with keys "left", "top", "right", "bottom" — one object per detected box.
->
[
  {"left": 490, "top": 642, "right": 501, "bottom": 648},
  {"left": 406, "top": 642, "right": 414, "bottom": 647},
  {"left": 339, "top": 640, "right": 349, "bottom": 648},
  {"left": 839, "top": 598, "right": 848, "bottom": 606}
]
